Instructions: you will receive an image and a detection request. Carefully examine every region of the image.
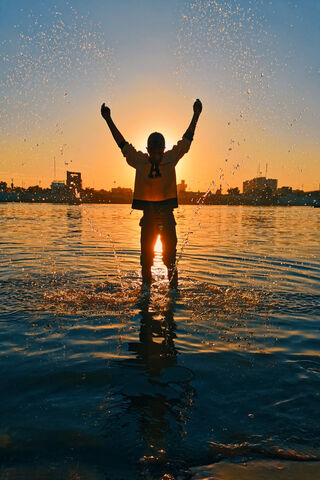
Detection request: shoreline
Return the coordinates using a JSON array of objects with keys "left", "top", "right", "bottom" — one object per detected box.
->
[{"left": 0, "top": 200, "right": 319, "bottom": 207}]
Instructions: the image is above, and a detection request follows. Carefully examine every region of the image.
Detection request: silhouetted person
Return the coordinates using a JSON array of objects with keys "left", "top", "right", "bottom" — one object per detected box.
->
[{"left": 101, "top": 99, "right": 202, "bottom": 288}]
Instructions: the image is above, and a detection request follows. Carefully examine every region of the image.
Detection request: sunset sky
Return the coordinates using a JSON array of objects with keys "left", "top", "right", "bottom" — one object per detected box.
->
[{"left": 0, "top": 0, "right": 319, "bottom": 192}]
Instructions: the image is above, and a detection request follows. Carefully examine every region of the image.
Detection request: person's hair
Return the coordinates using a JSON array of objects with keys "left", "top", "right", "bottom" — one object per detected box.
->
[{"left": 147, "top": 132, "right": 165, "bottom": 151}]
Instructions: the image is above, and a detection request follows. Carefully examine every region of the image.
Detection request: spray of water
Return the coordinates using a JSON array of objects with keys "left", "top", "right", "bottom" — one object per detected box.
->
[
  {"left": 0, "top": 3, "right": 115, "bottom": 182},
  {"left": 0, "top": 3, "right": 130, "bottom": 323},
  {"left": 174, "top": 0, "right": 316, "bottom": 193},
  {"left": 80, "top": 201, "right": 125, "bottom": 294},
  {"left": 166, "top": 1, "right": 282, "bottom": 285}
]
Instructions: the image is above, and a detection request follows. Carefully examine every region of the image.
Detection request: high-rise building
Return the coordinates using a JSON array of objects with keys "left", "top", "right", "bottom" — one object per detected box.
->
[
  {"left": 66, "top": 171, "right": 82, "bottom": 193},
  {"left": 51, "top": 181, "right": 66, "bottom": 191},
  {"left": 177, "top": 179, "right": 187, "bottom": 193},
  {"left": 243, "top": 177, "right": 278, "bottom": 194}
]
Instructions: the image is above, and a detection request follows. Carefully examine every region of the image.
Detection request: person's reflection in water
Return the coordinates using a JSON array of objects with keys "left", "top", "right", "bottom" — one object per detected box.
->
[
  {"left": 132, "top": 289, "right": 178, "bottom": 375},
  {"left": 125, "top": 289, "right": 195, "bottom": 478}
]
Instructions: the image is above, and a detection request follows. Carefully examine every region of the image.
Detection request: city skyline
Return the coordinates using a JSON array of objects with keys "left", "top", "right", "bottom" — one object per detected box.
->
[{"left": 1, "top": 171, "right": 318, "bottom": 196}]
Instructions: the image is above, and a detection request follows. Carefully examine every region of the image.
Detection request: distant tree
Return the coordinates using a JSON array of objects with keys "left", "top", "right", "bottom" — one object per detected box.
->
[
  {"left": 27, "top": 185, "right": 43, "bottom": 193},
  {"left": 227, "top": 187, "right": 240, "bottom": 195}
]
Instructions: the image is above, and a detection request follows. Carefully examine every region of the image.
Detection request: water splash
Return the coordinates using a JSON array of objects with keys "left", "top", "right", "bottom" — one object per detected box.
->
[
  {"left": 43, "top": 273, "right": 273, "bottom": 352},
  {"left": 0, "top": 3, "right": 114, "bottom": 176},
  {"left": 174, "top": 0, "right": 317, "bottom": 192}
]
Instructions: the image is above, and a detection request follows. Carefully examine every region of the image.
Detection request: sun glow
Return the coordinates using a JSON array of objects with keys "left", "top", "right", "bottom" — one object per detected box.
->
[
  {"left": 154, "top": 234, "right": 162, "bottom": 254},
  {"left": 152, "top": 234, "right": 167, "bottom": 273}
]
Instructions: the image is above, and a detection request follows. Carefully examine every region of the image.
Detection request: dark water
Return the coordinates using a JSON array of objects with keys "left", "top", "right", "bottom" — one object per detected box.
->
[{"left": 0, "top": 204, "right": 319, "bottom": 479}]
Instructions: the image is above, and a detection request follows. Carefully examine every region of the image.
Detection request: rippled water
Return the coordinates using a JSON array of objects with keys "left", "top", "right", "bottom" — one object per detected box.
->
[{"left": 0, "top": 203, "right": 319, "bottom": 479}]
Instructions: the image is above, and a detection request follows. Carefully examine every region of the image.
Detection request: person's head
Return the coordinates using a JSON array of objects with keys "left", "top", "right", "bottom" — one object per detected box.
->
[{"left": 147, "top": 132, "right": 165, "bottom": 162}]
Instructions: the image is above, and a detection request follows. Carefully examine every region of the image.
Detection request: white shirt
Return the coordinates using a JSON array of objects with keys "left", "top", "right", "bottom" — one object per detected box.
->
[{"left": 121, "top": 137, "right": 191, "bottom": 205}]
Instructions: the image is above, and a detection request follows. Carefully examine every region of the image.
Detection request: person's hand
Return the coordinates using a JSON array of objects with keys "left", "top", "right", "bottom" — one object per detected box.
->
[
  {"left": 101, "top": 103, "right": 111, "bottom": 120},
  {"left": 193, "top": 98, "right": 202, "bottom": 116}
]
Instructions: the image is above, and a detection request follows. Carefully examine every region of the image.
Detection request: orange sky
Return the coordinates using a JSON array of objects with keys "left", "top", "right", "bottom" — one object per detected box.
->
[{"left": 1, "top": 81, "right": 319, "bottom": 192}]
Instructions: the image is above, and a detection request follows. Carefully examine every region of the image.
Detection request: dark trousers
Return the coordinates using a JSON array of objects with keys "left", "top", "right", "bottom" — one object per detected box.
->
[{"left": 139, "top": 209, "right": 178, "bottom": 285}]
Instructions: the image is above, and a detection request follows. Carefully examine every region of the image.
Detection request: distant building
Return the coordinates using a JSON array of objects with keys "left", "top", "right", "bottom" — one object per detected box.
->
[
  {"left": 227, "top": 187, "right": 240, "bottom": 195},
  {"left": 51, "top": 181, "right": 67, "bottom": 191},
  {"left": 243, "top": 176, "right": 278, "bottom": 194},
  {"left": 216, "top": 184, "right": 222, "bottom": 195},
  {"left": 267, "top": 178, "right": 278, "bottom": 193},
  {"left": 177, "top": 179, "right": 187, "bottom": 194},
  {"left": 109, "top": 186, "right": 133, "bottom": 204},
  {"left": 67, "top": 171, "right": 82, "bottom": 193},
  {"left": 277, "top": 186, "right": 292, "bottom": 195},
  {"left": 111, "top": 187, "right": 132, "bottom": 195},
  {"left": 292, "top": 189, "right": 305, "bottom": 196}
]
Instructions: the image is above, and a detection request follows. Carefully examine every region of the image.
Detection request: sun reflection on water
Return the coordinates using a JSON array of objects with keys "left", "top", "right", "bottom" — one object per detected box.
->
[{"left": 152, "top": 234, "right": 167, "bottom": 276}]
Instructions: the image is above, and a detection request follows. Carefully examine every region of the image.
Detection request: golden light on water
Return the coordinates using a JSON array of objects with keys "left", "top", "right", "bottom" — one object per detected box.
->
[
  {"left": 152, "top": 234, "right": 167, "bottom": 273},
  {"left": 154, "top": 234, "right": 162, "bottom": 254}
]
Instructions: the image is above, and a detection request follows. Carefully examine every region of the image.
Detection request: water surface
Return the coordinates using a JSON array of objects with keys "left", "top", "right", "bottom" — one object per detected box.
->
[{"left": 0, "top": 204, "right": 319, "bottom": 479}]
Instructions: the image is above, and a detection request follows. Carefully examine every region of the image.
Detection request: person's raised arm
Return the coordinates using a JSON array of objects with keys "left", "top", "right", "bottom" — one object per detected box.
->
[
  {"left": 183, "top": 98, "right": 202, "bottom": 141},
  {"left": 101, "top": 103, "right": 127, "bottom": 149},
  {"left": 169, "top": 99, "right": 203, "bottom": 165}
]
